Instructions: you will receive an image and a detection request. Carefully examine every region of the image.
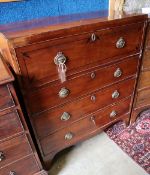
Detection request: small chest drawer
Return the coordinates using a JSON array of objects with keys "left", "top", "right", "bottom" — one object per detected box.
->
[
  {"left": 16, "top": 22, "right": 143, "bottom": 88},
  {"left": 0, "top": 134, "right": 32, "bottom": 168},
  {"left": 28, "top": 56, "right": 138, "bottom": 115},
  {"left": 0, "top": 111, "right": 23, "bottom": 140},
  {"left": 33, "top": 78, "right": 136, "bottom": 138},
  {"left": 94, "top": 97, "right": 131, "bottom": 127},
  {"left": 40, "top": 115, "right": 96, "bottom": 155},
  {"left": 40, "top": 97, "right": 130, "bottom": 155},
  {"left": 0, "top": 85, "right": 15, "bottom": 111},
  {"left": 142, "top": 50, "right": 150, "bottom": 70},
  {"left": 0, "top": 155, "right": 39, "bottom": 175}
]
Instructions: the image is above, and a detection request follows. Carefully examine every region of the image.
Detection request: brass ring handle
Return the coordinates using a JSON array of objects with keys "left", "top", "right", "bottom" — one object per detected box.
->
[
  {"left": 116, "top": 37, "right": 126, "bottom": 48},
  {"left": 59, "top": 88, "right": 70, "bottom": 98},
  {"left": 54, "top": 52, "right": 67, "bottom": 65},
  {"left": 114, "top": 68, "right": 122, "bottom": 78},
  {"left": 65, "top": 132, "right": 73, "bottom": 140},
  {"left": 61, "top": 112, "right": 71, "bottom": 121},
  {"left": 112, "top": 90, "right": 120, "bottom": 99},
  {"left": 9, "top": 171, "right": 16, "bottom": 175},
  {"left": 110, "top": 110, "right": 117, "bottom": 118},
  {"left": 91, "top": 33, "right": 97, "bottom": 42},
  {"left": 91, "top": 116, "right": 96, "bottom": 125},
  {"left": 0, "top": 151, "right": 5, "bottom": 162}
]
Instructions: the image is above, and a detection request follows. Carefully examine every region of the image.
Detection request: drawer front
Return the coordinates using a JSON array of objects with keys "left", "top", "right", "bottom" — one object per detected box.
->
[
  {"left": 138, "top": 70, "right": 150, "bottom": 90},
  {"left": 40, "top": 97, "right": 130, "bottom": 155},
  {"left": 142, "top": 50, "right": 150, "bottom": 70},
  {"left": 94, "top": 97, "right": 131, "bottom": 127},
  {"left": 40, "top": 115, "right": 96, "bottom": 155},
  {"left": 0, "top": 155, "right": 40, "bottom": 175},
  {"left": 0, "top": 134, "right": 32, "bottom": 168},
  {"left": 0, "top": 85, "right": 15, "bottom": 111},
  {"left": 28, "top": 56, "right": 138, "bottom": 114},
  {"left": 0, "top": 111, "right": 23, "bottom": 140},
  {"left": 33, "top": 78, "right": 136, "bottom": 138},
  {"left": 134, "top": 88, "right": 150, "bottom": 109},
  {"left": 16, "top": 22, "right": 143, "bottom": 88}
]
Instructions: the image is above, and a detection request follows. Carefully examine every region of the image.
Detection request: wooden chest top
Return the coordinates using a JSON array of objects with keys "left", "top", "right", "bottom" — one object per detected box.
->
[{"left": 0, "top": 11, "right": 147, "bottom": 47}]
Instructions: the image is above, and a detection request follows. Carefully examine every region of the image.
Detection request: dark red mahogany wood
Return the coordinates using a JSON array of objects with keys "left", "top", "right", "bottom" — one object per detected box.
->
[
  {"left": 0, "top": 55, "right": 47, "bottom": 174},
  {"left": 0, "top": 11, "right": 148, "bottom": 170}
]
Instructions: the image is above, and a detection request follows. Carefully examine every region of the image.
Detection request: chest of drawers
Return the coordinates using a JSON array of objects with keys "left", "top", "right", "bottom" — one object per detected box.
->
[
  {"left": 0, "top": 56, "right": 47, "bottom": 174},
  {"left": 131, "top": 18, "right": 150, "bottom": 123},
  {"left": 0, "top": 11, "right": 147, "bottom": 169}
]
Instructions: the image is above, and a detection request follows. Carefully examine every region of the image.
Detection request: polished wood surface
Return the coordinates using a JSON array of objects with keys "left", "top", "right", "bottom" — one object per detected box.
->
[
  {"left": 0, "top": 58, "right": 47, "bottom": 174},
  {"left": 94, "top": 97, "right": 131, "bottom": 127},
  {"left": 34, "top": 78, "right": 135, "bottom": 138},
  {"left": 0, "top": 134, "right": 32, "bottom": 168},
  {"left": 135, "top": 88, "right": 150, "bottom": 109},
  {"left": 16, "top": 22, "right": 143, "bottom": 88},
  {"left": 0, "top": 12, "right": 147, "bottom": 169},
  {"left": 0, "top": 11, "right": 147, "bottom": 47},
  {"left": 0, "top": 155, "right": 40, "bottom": 175},
  {"left": 41, "top": 97, "right": 131, "bottom": 155},
  {"left": 131, "top": 19, "right": 150, "bottom": 123},
  {"left": 0, "top": 83, "right": 15, "bottom": 112},
  {"left": 142, "top": 50, "right": 150, "bottom": 70},
  {"left": 27, "top": 56, "right": 138, "bottom": 115},
  {"left": 0, "top": 111, "right": 23, "bottom": 140}
]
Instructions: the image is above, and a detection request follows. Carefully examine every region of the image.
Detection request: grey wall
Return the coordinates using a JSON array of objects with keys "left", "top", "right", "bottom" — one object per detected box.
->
[{"left": 124, "top": 0, "right": 150, "bottom": 12}]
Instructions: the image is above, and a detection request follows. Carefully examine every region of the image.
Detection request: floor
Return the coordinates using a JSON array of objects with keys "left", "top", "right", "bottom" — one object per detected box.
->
[{"left": 49, "top": 132, "right": 148, "bottom": 175}]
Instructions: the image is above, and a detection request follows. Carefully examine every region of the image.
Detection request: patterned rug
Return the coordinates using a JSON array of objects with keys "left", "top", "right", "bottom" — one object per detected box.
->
[{"left": 106, "top": 109, "right": 150, "bottom": 174}]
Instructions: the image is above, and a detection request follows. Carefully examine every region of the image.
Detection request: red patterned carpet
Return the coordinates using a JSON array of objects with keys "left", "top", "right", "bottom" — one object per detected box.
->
[{"left": 106, "top": 109, "right": 150, "bottom": 174}]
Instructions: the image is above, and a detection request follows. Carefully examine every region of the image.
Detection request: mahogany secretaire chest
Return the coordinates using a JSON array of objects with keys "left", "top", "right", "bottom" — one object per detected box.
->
[{"left": 0, "top": 11, "right": 148, "bottom": 169}]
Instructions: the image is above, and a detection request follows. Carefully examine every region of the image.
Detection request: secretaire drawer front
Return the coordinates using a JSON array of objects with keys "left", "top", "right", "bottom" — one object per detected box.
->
[
  {"left": 40, "top": 116, "right": 96, "bottom": 155},
  {"left": 0, "top": 155, "right": 39, "bottom": 175},
  {"left": 0, "top": 85, "right": 15, "bottom": 111},
  {"left": 0, "top": 111, "right": 23, "bottom": 140},
  {"left": 94, "top": 97, "right": 131, "bottom": 127},
  {"left": 0, "top": 134, "right": 32, "bottom": 168},
  {"left": 27, "top": 56, "right": 138, "bottom": 114},
  {"left": 34, "top": 78, "right": 136, "bottom": 138},
  {"left": 16, "top": 22, "right": 144, "bottom": 88}
]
